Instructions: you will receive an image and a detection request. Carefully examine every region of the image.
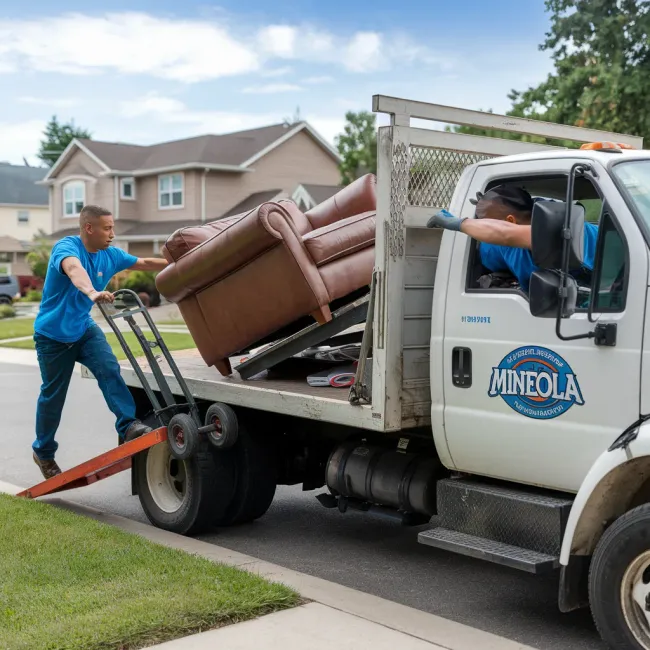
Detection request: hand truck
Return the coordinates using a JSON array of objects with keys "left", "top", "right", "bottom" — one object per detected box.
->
[{"left": 18, "top": 289, "right": 237, "bottom": 499}]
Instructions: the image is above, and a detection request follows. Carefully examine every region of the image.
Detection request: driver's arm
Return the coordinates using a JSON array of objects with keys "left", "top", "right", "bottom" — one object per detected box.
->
[{"left": 460, "top": 219, "right": 532, "bottom": 249}]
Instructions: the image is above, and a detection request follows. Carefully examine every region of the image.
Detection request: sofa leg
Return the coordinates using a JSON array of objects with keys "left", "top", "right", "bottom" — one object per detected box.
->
[
  {"left": 214, "top": 358, "right": 232, "bottom": 376},
  {"left": 311, "top": 306, "right": 332, "bottom": 325}
]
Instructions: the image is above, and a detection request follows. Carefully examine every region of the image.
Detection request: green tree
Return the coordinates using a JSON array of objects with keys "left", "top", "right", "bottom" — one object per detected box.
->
[
  {"left": 450, "top": 0, "right": 649, "bottom": 145},
  {"left": 38, "top": 116, "right": 92, "bottom": 167},
  {"left": 335, "top": 111, "right": 377, "bottom": 185},
  {"left": 26, "top": 230, "right": 52, "bottom": 279}
]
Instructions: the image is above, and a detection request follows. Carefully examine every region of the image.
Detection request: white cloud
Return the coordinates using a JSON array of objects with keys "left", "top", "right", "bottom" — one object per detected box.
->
[
  {"left": 0, "top": 12, "right": 451, "bottom": 83},
  {"left": 119, "top": 92, "right": 350, "bottom": 145},
  {"left": 242, "top": 83, "right": 302, "bottom": 94},
  {"left": 262, "top": 67, "right": 293, "bottom": 78},
  {"left": 303, "top": 76, "right": 334, "bottom": 84},
  {"left": 18, "top": 96, "right": 79, "bottom": 108},
  {"left": 119, "top": 92, "right": 282, "bottom": 135},
  {"left": 345, "top": 33, "right": 383, "bottom": 72},
  {"left": 0, "top": 119, "right": 47, "bottom": 165},
  {"left": 0, "top": 12, "right": 260, "bottom": 82}
]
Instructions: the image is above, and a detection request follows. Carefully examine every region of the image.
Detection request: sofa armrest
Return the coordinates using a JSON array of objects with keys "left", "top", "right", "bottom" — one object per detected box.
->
[
  {"left": 156, "top": 202, "right": 303, "bottom": 303},
  {"left": 303, "top": 212, "right": 376, "bottom": 267},
  {"left": 305, "top": 173, "right": 376, "bottom": 230}
]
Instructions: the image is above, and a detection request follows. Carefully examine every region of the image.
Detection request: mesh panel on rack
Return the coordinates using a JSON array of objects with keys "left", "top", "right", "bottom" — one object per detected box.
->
[{"left": 408, "top": 147, "right": 497, "bottom": 208}]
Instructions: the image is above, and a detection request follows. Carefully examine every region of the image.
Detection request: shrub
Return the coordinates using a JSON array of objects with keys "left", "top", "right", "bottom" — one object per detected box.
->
[
  {"left": 122, "top": 271, "right": 161, "bottom": 307},
  {"left": 25, "top": 290, "right": 42, "bottom": 302},
  {"left": 0, "top": 304, "right": 16, "bottom": 319}
]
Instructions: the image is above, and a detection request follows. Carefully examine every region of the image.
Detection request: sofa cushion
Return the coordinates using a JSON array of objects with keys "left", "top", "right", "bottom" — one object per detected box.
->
[
  {"left": 303, "top": 212, "right": 376, "bottom": 267},
  {"left": 162, "top": 214, "right": 245, "bottom": 262}
]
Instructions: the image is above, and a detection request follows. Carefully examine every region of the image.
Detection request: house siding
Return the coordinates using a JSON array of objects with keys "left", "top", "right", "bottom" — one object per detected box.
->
[
  {"left": 204, "top": 130, "right": 341, "bottom": 219},
  {"left": 136, "top": 171, "right": 201, "bottom": 222},
  {"left": 128, "top": 242, "right": 156, "bottom": 257},
  {"left": 51, "top": 149, "right": 108, "bottom": 232},
  {"left": 0, "top": 206, "right": 51, "bottom": 239}
]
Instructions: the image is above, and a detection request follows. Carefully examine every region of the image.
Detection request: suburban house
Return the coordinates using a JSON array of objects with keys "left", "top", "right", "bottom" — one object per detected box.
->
[
  {"left": 41, "top": 122, "right": 344, "bottom": 257},
  {"left": 0, "top": 163, "right": 51, "bottom": 275}
]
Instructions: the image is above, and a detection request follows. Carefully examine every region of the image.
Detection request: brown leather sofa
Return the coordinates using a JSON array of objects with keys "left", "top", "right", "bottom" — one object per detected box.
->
[{"left": 155, "top": 174, "right": 377, "bottom": 376}]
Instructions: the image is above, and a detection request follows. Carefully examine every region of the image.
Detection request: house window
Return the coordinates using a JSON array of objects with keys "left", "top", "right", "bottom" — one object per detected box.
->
[
  {"left": 0, "top": 253, "right": 12, "bottom": 263},
  {"left": 158, "top": 173, "right": 183, "bottom": 209},
  {"left": 63, "top": 181, "right": 85, "bottom": 217},
  {"left": 17, "top": 210, "right": 29, "bottom": 224},
  {"left": 120, "top": 177, "right": 135, "bottom": 200}
]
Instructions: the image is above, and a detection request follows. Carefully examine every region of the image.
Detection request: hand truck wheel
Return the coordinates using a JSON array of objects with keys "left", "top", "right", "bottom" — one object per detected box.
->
[
  {"left": 204, "top": 403, "right": 239, "bottom": 450},
  {"left": 167, "top": 413, "right": 199, "bottom": 460}
]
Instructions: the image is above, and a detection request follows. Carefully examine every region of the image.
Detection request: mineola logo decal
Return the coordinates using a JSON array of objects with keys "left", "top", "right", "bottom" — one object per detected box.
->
[{"left": 488, "top": 346, "right": 584, "bottom": 420}]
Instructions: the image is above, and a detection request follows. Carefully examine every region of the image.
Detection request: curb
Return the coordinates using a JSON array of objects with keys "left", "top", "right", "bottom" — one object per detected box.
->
[{"left": 0, "top": 480, "right": 536, "bottom": 650}]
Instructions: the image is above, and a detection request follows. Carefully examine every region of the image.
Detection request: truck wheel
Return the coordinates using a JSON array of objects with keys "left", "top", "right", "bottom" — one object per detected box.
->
[
  {"left": 589, "top": 504, "right": 650, "bottom": 649},
  {"left": 167, "top": 413, "right": 198, "bottom": 460},
  {"left": 215, "top": 425, "right": 277, "bottom": 526},
  {"left": 205, "top": 403, "right": 238, "bottom": 450},
  {"left": 134, "top": 440, "right": 235, "bottom": 535}
]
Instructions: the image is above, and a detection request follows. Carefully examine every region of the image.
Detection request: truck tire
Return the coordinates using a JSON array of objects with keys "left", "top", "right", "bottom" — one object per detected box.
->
[
  {"left": 589, "top": 504, "right": 650, "bottom": 649},
  {"left": 134, "top": 439, "right": 235, "bottom": 535},
  {"left": 214, "top": 425, "right": 277, "bottom": 526}
]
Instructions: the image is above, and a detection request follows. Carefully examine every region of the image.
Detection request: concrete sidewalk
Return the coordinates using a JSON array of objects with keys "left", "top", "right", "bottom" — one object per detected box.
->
[
  {"left": 0, "top": 479, "right": 536, "bottom": 650},
  {"left": 152, "top": 603, "right": 445, "bottom": 649}
]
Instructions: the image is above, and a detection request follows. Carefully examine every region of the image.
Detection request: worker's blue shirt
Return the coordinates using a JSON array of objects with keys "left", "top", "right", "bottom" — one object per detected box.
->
[
  {"left": 34, "top": 236, "right": 137, "bottom": 343},
  {"left": 479, "top": 222, "right": 599, "bottom": 292}
]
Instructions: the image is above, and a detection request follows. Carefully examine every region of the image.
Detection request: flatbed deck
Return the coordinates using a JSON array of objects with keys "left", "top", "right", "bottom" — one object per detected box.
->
[{"left": 82, "top": 348, "right": 384, "bottom": 431}]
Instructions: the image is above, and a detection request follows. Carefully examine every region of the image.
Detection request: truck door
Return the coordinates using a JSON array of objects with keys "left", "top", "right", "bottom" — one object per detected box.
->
[{"left": 441, "top": 157, "right": 647, "bottom": 492}]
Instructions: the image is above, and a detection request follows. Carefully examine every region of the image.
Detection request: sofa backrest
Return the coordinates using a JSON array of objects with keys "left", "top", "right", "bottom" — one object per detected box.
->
[{"left": 305, "top": 173, "right": 376, "bottom": 231}]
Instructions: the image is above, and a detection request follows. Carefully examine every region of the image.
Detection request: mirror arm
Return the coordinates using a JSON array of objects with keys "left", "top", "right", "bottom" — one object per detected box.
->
[{"left": 555, "top": 163, "right": 597, "bottom": 342}]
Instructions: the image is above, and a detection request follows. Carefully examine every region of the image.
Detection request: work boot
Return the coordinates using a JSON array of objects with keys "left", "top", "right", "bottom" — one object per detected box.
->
[
  {"left": 124, "top": 419, "right": 152, "bottom": 442},
  {"left": 33, "top": 452, "right": 61, "bottom": 480}
]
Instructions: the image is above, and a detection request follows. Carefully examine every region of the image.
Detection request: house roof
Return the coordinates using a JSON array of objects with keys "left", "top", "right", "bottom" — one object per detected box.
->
[
  {"left": 0, "top": 235, "right": 29, "bottom": 253},
  {"left": 220, "top": 189, "right": 284, "bottom": 218},
  {"left": 0, "top": 163, "right": 49, "bottom": 205},
  {"left": 301, "top": 183, "right": 343, "bottom": 205},
  {"left": 120, "top": 220, "right": 203, "bottom": 238},
  {"left": 44, "top": 122, "right": 341, "bottom": 182}
]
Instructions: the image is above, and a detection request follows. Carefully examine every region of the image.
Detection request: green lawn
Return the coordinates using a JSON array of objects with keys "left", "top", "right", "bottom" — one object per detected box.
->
[
  {"left": 0, "top": 318, "right": 35, "bottom": 340},
  {"left": 0, "top": 331, "right": 197, "bottom": 360},
  {"left": 0, "top": 493, "right": 298, "bottom": 650}
]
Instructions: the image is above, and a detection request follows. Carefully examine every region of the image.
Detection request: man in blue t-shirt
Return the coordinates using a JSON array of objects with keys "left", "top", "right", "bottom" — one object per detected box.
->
[
  {"left": 427, "top": 185, "right": 598, "bottom": 293},
  {"left": 31, "top": 204, "right": 169, "bottom": 479}
]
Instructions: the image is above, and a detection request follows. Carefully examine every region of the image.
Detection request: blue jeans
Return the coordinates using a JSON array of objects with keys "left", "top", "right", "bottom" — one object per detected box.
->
[{"left": 33, "top": 324, "right": 137, "bottom": 460}]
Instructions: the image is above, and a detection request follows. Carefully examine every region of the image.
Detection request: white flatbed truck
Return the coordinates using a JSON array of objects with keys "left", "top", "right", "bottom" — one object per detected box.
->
[{"left": 84, "top": 95, "right": 650, "bottom": 650}]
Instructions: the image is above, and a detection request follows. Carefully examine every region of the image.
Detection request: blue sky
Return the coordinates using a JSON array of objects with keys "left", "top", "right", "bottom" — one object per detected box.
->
[{"left": 0, "top": 0, "right": 554, "bottom": 165}]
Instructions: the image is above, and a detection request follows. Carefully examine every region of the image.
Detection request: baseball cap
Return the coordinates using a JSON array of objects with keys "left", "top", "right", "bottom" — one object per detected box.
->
[{"left": 469, "top": 185, "right": 534, "bottom": 212}]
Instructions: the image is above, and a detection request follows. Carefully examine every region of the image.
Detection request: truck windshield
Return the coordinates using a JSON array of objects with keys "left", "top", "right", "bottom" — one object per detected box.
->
[{"left": 612, "top": 160, "right": 650, "bottom": 228}]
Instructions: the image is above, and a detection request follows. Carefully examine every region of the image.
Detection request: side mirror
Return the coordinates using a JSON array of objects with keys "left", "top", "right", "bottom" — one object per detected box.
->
[
  {"left": 531, "top": 201, "right": 585, "bottom": 270},
  {"left": 529, "top": 270, "right": 578, "bottom": 318}
]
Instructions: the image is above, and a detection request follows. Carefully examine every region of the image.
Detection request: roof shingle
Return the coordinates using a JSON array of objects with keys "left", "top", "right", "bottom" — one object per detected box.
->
[
  {"left": 78, "top": 123, "right": 298, "bottom": 173},
  {"left": 0, "top": 163, "right": 49, "bottom": 205}
]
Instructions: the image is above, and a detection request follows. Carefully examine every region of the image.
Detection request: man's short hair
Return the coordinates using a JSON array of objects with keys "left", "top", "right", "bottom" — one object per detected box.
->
[{"left": 80, "top": 205, "right": 112, "bottom": 224}]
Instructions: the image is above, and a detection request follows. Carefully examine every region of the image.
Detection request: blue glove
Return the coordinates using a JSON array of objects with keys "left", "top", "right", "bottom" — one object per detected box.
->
[{"left": 427, "top": 209, "right": 466, "bottom": 231}]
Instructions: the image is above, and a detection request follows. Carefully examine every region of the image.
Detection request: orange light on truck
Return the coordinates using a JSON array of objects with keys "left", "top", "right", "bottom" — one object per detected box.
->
[{"left": 580, "top": 141, "right": 637, "bottom": 150}]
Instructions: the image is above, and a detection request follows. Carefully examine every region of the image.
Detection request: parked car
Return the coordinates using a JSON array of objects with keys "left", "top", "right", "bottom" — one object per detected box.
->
[{"left": 0, "top": 275, "right": 21, "bottom": 304}]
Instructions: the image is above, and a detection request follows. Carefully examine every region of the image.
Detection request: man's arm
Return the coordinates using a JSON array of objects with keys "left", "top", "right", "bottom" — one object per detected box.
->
[
  {"left": 60, "top": 257, "right": 114, "bottom": 303},
  {"left": 460, "top": 219, "right": 532, "bottom": 249},
  {"left": 129, "top": 258, "right": 169, "bottom": 272},
  {"left": 427, "top": 209, "right": 532, "bottom": 249}
]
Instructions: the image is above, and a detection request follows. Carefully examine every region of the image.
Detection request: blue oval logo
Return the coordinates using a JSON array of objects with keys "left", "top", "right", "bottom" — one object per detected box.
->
[{"left": 488, "top": 346, "right": 584, "bottom": 420}]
